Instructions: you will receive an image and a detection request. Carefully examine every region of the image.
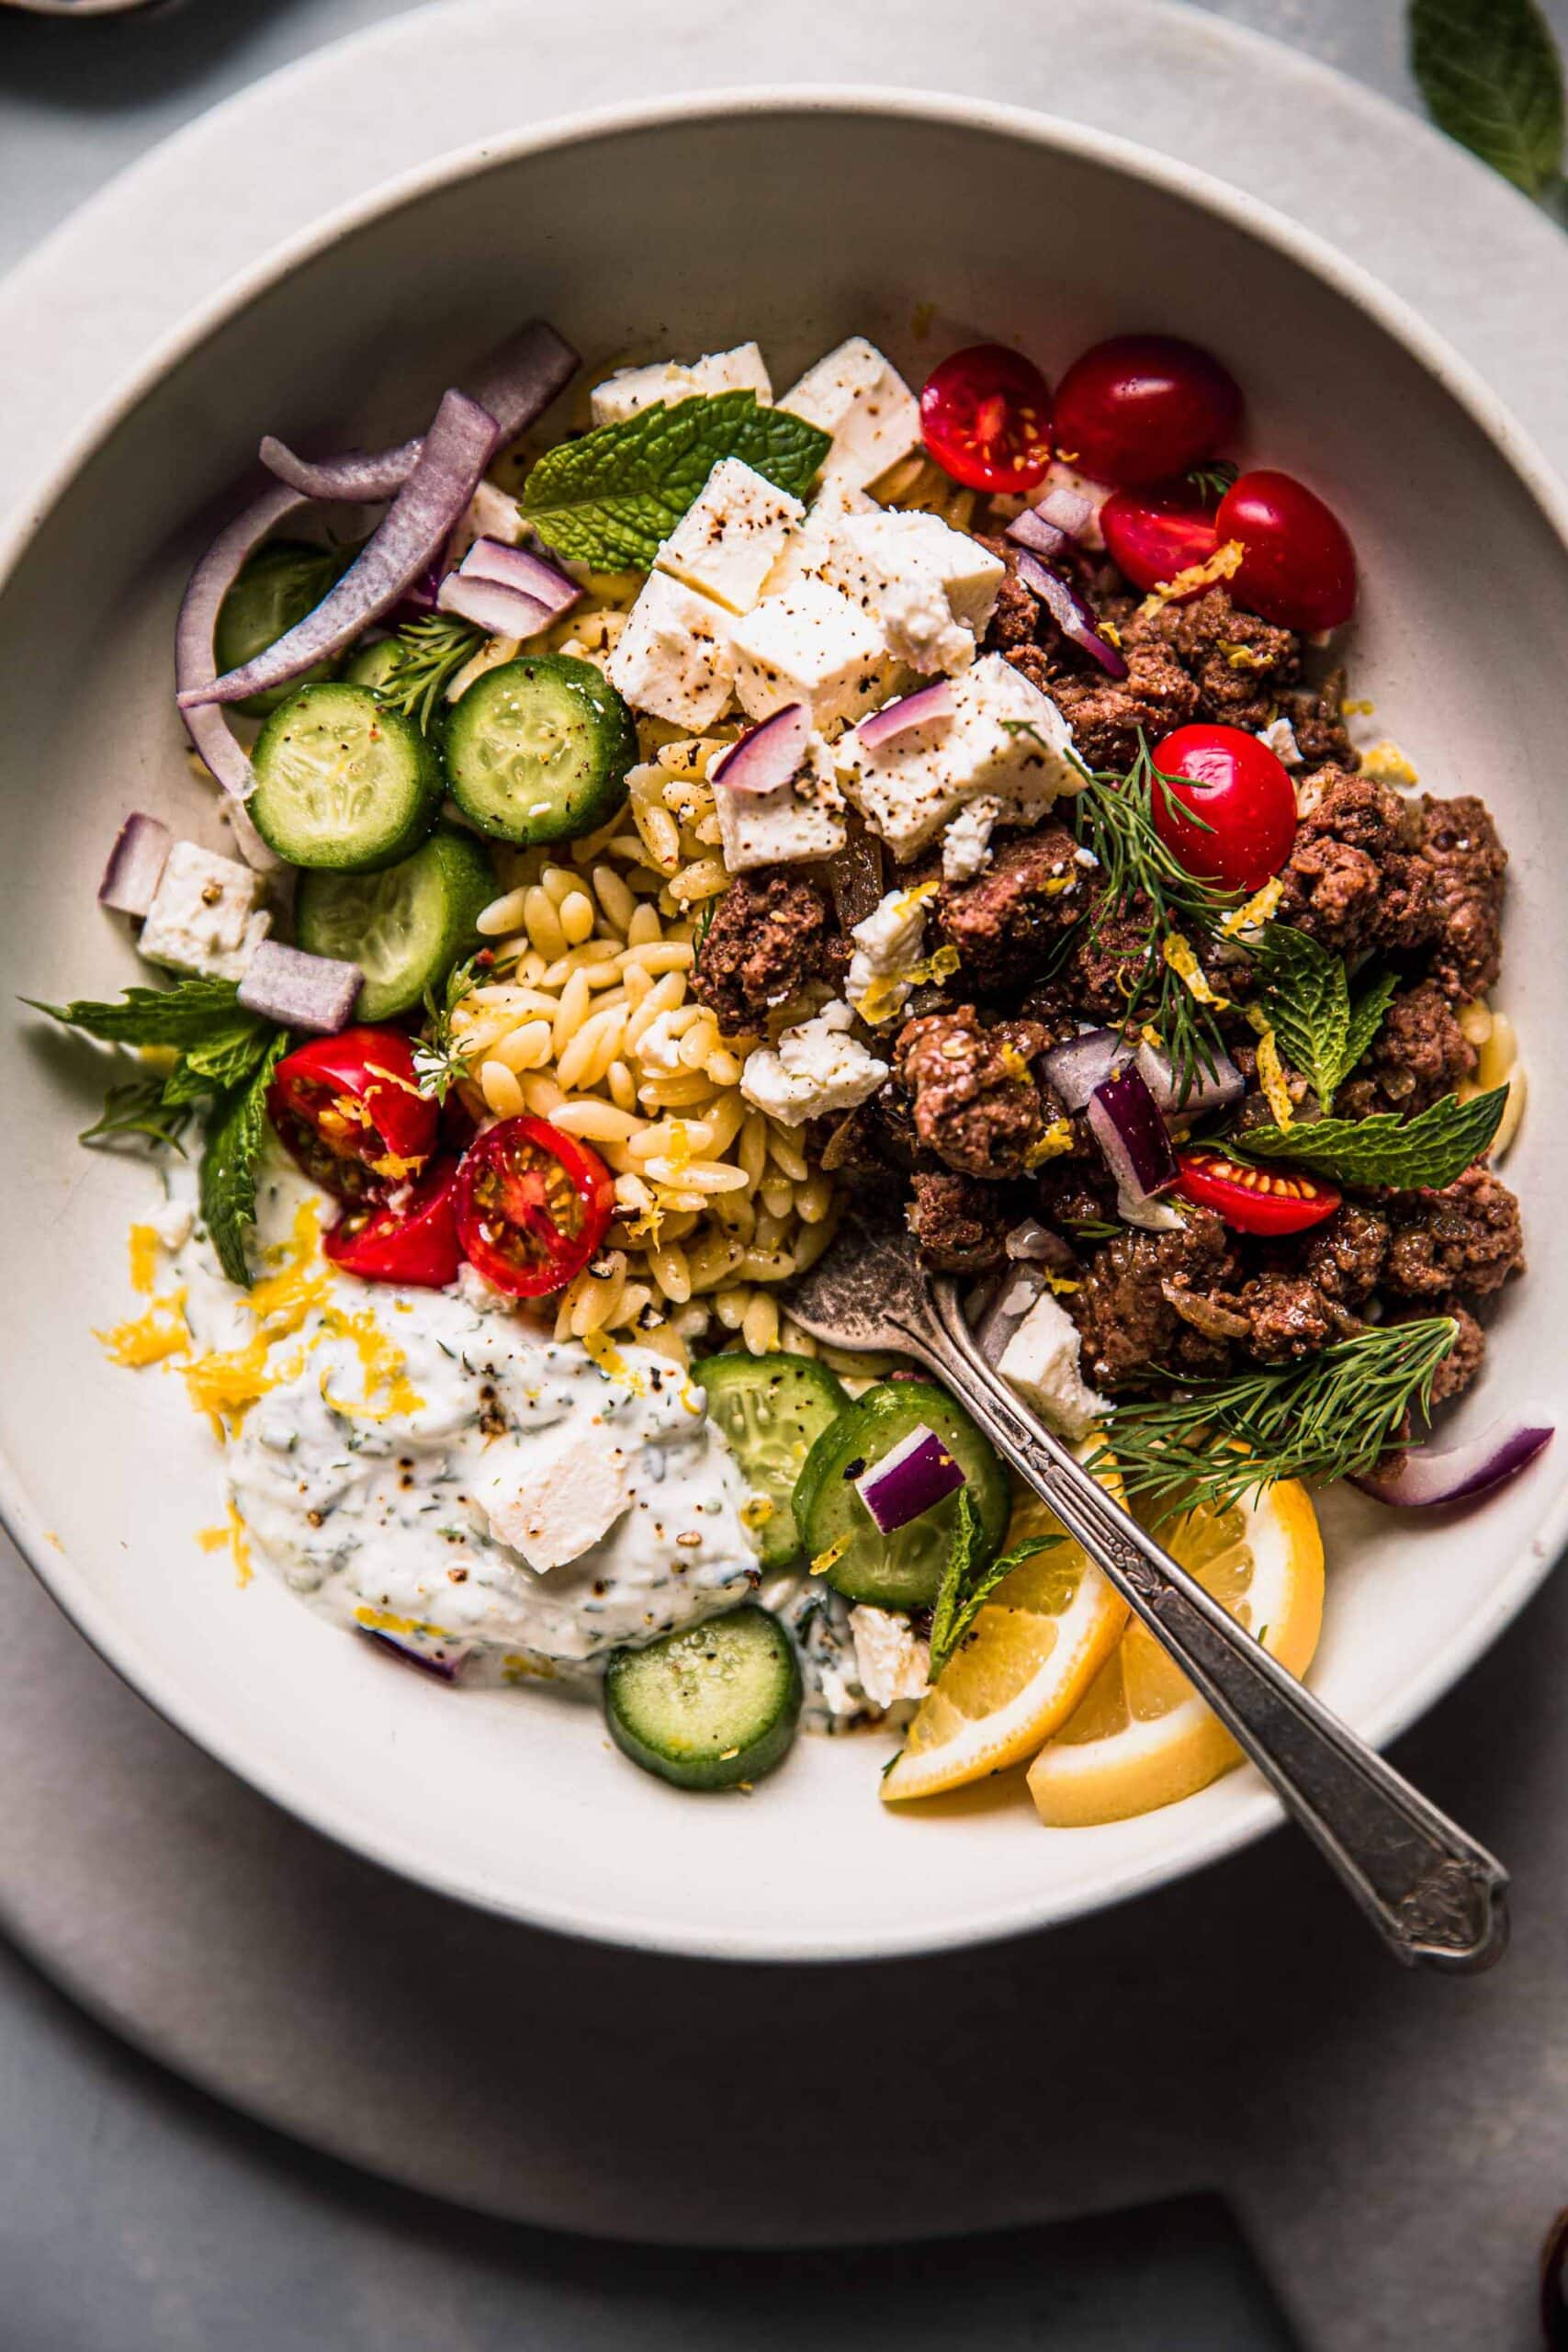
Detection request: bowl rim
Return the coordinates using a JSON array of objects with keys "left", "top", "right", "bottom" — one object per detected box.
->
[{"left": 4, "top": 83, "right": 1566, "bottom": 1963}]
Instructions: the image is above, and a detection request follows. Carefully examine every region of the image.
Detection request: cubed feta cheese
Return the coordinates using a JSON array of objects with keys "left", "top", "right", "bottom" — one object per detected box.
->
[
  {"left": 590, "top": 342, "right": 773, "bottom": 427},
  {"left": 817, "top": 509, "right": 1004, "bottom": 674},
  {"left": 739, "top": 1001, "right": 888, "bottom": 1126},
  {"left": 840, "top": 653, "right": 1085, "bottom": 860},
  {"left": 777, "top": 337, "right": 921, "bottom": 492},
  {"left": 136, "top": 841, "right": 271, "bottom": 981},
  {"left": 655, "top": 458, "right": 805, "bottom": 615},
  {"left": 604, "top": 570, "right": 736, "bottom": 729},
  {"left": 848, "top": 1605, "right": 931, "bottom": 1709},
  {"left": 941, "top": 796, "right": 999, "bottom": 882},
  {"left": 761, "top": 482, "right": 874, "bottom": 598},
  {"left": 475, "top": 1420, "right": 634, "bottom": 1573},
  {"left": 448, "top": 478, "right": 525, "bottom": 565},
  {"left": 998, "top": 1290, "right": 1107, "bottom": 1441},
  {"left": 714, "top": 731, "right": 847, "bottom": 871},
  {"left": 845, "top": 880, "right": 935, "bottom": 1024},
  {"left": 730, "top": 578, "right": 896, "bottom": 730}
]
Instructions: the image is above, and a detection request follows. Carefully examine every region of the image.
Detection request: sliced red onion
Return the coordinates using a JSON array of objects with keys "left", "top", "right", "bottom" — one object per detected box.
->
[
  {"left": 461, "top": 537, "right": 581, "bottom": 615},
  {"left": 855, "top": 680, "right": 955, "bottom": 752},
  {"left": 399, "top": 557, "right": 447, "bottom": 616},
  {"left": 175, "top": 478, "right": 310, "bottom": 795},
  {"left": 710, "top": 703, "right": 813, "bottom": 796},
  {"left": 436, "top": 571, "right": 554, "bottom": 639},
  {"left": 1043, "top": 1026, "right": 1130, "bottom": 1113},
  {"left": 855, "top": 1422, "right": 967, "bottom": 1532},
  {"left": 1006, "top": 506, "right": 1074, "bottom": 562},
  {"left": 1013, "top": 548, "right": 1129, "bottom": 681},
  {"left": 237, "top": 940, "right": 362, "bottom": 1033},
  {"left": 1088, "top": 1067, "right": 1180, "bottom": 1227},
  {"left": 1005, "top": 1216, "right": 1074, "bottom": 1266},
  {"left": 360, "top": 1626, "right": 471, "bottom": 1681},
  {"left": 259, "top": 320, "right": 579, "bottom": 504},
  {"left": 1136, "top": 1037, "right": 1246, "bottom": 1117},
  {"left": 1351, "top": 1419, "right": 1552, "bottom": 1510},
  {"left": 98, "top": 813, "right": 171, "bottom": 917}
]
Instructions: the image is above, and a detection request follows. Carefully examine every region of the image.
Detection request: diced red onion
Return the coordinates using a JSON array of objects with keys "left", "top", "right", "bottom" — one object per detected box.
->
[
  {"left": 1043, "top": 1026, "right": 1130, "bottom": 1113},
  {"left": 1013, "top": 548, "right": 1129, "bottom": 681},
  {"left": 436, "top": 571, "right": 554, "bottom": 639},
  {"left": 855, "top": 680, "right": 955, "bottom": 752},
  {"left": 1351, "top": 1418, "right": 1552, "bottom": 1510},
  {"left": 259, "top": 321, "right": 579, "bottom": 504},
  {"left": 1005, "top": 1216, "right": 1074, "bottom": 1266},
  {"left": 710, "top": 703, "right": 812, "bottom": 796},
  {"left": 855, "top": 1421, "right": 967, "bottom": 1532},
  {"left": 1006, "top": 507, "right": 1074, "bottom": 562},
  {"left": 1135, "top": 1037, "right": 1245, "bottom": 1117},
  {"left": 174, "top": 478, "right": 311, "bottom": 795},
  {"left": 1088, "top": 1067, "right": 1179, "bottom": 1227},
  {"left": 1035, "top": 483, "right": 1099, "bottom": 543},
  {"left": 98, "top": 813, "right": 171, "bottom": 917},
  {"left": 237, "top": 940, "right": 362, "bottom": 1033},
  {"left": 183, "top": 390, "right": 498, "bottom": 708},
  {"left": 360, "top": 1627, "right": 471, "bottom": 1681},
  {"left": 461, "top": 537, "right": 581, "bottom": 616}
]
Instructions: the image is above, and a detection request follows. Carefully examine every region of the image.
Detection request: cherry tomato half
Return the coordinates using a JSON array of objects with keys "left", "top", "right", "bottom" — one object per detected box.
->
[
  {"left": 268, "top": 1028, "right": 439, "bottom": 1203},
  {"left": 1053, "top": 334, "right": 1243, "bottom": 487},
  {"left": 324, "top": 1157, "right": 463, "bottom": 1288},
  {"left": 1100, "top": 478, "right": 1221, "bottom": 596},
  {"left": 1150, "top": 724, "right": 1299, "bottom": 894},
  {"left": 919, "top": 344, "right": 1053, "bottom": 493},
  {"left": 1176, "top": 1148, "right": 1340, "bottom": 1237},
  {"left": 1216, "top": 469, "right": 1357, "bottom": 633},
  {"left": 454, "top": 1115, "right": 615, "bottom": 1298}
]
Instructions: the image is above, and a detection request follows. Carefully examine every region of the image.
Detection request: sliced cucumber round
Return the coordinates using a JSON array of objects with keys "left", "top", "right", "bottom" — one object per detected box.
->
[
  {"left": 250, "top": 681, "right": 443, "bottom": 873},
  {"left": 341, "top": 636, "right": 408, "bottom": 695},
  {"left": 442, "top": 653, "right": 636, "bottom": 846},
  {"left": 295, "top": 825, "right": 495, "bottom": 1021},
  {"left": 604, "top": 1606, "right": 802, "bottom": 1791},
  {"left": 694, "top": 1352, "right": 849, "bottom": 1571},
  {"left": 216, "top": 540, "right": 345, "bottom": 718},
  {"left": 794, "top": 1379, "right": 1010, "bottom": 1611}
]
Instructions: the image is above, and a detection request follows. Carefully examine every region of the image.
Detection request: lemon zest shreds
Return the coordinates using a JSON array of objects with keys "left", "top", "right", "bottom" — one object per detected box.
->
[
  {"left": 183, "top": 1333, "right": 276, "bottom": 1437},
  {"left": 810, "top": 1537, "right": 849, "bottom": 1578},
  {"left": 1162, "top": 931, "right": 1231, "bottom": 1010},
  {"left": 197, "top": 1501, "right": 254, "bottom": 1589},
  {"left": 319, "top": 1305, "right": 424, "bottom": 1420},
  {"left": 1137, "top": 538, "right": 1244, "bottom": 618},
  {"left": 1359, "top": 739, "right": 1419, "bottom": 788},
  {"left": 583, "top": 1328, "right": 648, "bottom": 1395},
  {"left": 98, "top": 1287, "right": 191, "bottom": 1369},
  {"left": 740, "top": 1494, "right": 775, "bottom": 1530},
  {"left": 1253, "top": 1026, "right": 1294, "bottom": 1128},
  {"left": 128, "top": 1224, "right": 162, "bottom": 1296},
  {"left": 1219, "top": 639, "right": 1271, "bottom": 672},
  {"left": 1023, "top": 1118, "right": 1077, "bottom": 1170},
  {"left": 1220, "top": 877, "right": 1284, "bottom": 940},
  {"left": 354, "top": 1604, "right": 453, "bottom": 1642}
]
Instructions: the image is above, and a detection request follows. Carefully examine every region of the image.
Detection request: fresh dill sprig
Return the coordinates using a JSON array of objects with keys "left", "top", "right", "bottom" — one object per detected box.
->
[
  {"left": 78, "top": 1076, "right": 196, "bottom": 1155},
  {"left": 1070, "top": 737, "right": 1245, "bottom": 1089},
  {"left": 1186, "top": 458, "right": 1239, "bottom": 503},
  {"left": 412, "top": 948, "right": 493, "bottom": 1104},
  {"left": 377, "top": 614, "right": 485, "bottom": 734},
  {"left": 1095, "top": 1317, "right": 1459, "bottom": 1520}
]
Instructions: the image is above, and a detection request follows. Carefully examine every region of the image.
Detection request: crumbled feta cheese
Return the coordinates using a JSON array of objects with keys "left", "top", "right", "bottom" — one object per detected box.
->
[
  {"left": 818, "top": 508, "right": 1004, "bottom": 674},
  {"left": 739, "top": 1001, "right": 888, "bottom": 1126},
  {"left": 655, "top": 458, "right": 804, "bottom": 615},
  {"left": 448, "top": 478, "right": 525, "bottom": 565},
  {"left": 840, "top": 653, "right": 1084, "bottom": 860},
  {"left": 634, "top": 1010, "right": 688, "bottom": 1075},
  {"left": 714, "top": 732, "right": 847, "bottom": 871},
  {"left": 998, "top": 1291, "right": 1107, "bottom": 1440},
  {"left": 761, "top": 481, "right": 875, "bottom": 598},
  {"left": 475, "top": 1419, "right": 635, "bottom": 1573},
  {"left": 590, "top": 342, "right": 773, "bottom": 426},
  {"left": 151, "top": 1200, "right": 194, "bottom": 1251},
  {"left": 941, "top": 796, "right": 999, "bottom": 883},
  {"left": 848, "top": 1605, "right": 931, "bottom": 1709},
  {"left": 777, "top": 337, "right": 922, "bottom": 492},
  {"left": 604, "top": 570, "right": 736, "bottom": 729},
  {"left": 730, "top": 577, "right": 895, "bottom": 730},
  {"left": 137, "top": 841, "right": 271, "bottom": 981},
  {"left": 845, "top": 882, "right": 932, "bottom": 1023},
  {"left": 1255, "top": 715, "right": 1303, "bottom": 767}
]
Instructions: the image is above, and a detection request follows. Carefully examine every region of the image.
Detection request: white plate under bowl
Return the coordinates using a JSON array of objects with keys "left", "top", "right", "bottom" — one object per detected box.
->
[{"left": 2, "top": 90, "right": 1564, "bottom": 1962}]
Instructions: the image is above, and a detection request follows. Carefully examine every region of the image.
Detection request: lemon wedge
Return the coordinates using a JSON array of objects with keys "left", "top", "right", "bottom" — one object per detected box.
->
[{"left": 1026, "top": 1478, "right": 1324, "bottom": 1827}]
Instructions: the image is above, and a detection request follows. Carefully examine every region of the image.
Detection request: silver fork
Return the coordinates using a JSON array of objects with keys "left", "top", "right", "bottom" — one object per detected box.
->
[{"left": 787, "top": 1211, "right": 1508, "bottom": 1973}]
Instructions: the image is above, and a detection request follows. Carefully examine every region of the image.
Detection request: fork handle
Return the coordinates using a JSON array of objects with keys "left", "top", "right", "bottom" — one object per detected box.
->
[{"left": 902, "top": 1290, "right": 1508, "bottom": 1974}]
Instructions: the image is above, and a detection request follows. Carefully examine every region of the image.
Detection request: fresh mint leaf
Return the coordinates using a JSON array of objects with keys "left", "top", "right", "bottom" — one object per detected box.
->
[
  {"left": 520, "top": 392, "right": 833, "bottom": 569},
  {"left": 1411, "top": 0, "right": 1564, "bottom": 198},
  {"left": 1235, "top": 1085, "right": 1506, "bottom": 1189},
  {"left": 199, "top": 1032, "right": 288, "bottom": 1287},
  {"left": 1250, "top": 925, "right": 1396, "bottom": 1112},
  {"left": 928, "top": 1493, "right": 1063, "bottom": 1680},
  {"left": 28, "top": 977, "right": 252, "bottom": 1048}
]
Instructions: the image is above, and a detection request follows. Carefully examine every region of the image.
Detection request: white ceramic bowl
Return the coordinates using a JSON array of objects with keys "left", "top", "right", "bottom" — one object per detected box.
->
[{"left": 3, "top": 91, "right": 1565, "bottom": 1962}]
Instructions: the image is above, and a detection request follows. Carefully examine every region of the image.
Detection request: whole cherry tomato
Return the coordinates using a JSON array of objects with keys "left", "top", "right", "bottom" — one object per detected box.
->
[
  {"left": 1053, "top": 334, "right": 1243, "bottom": 486},
  {"left": 1216, "top": 469, "right": 1357, "bottom": 632},
  {"left": 919, "top": 344, "right": 1053, "bottom": 493},
  {"left": 454, "top": 1115, "right": 615, "bottom": 1298},
  {"left": 1150, "top": 723, "right": 1299, "bottom": 893},
  {"left": 1100, "top": 478, "right": 1221, "bottom": 596},
  {"left": 267, "top": 1027, "right": 438, "bottom": 1203},
  {"left": 1175, "top": 1147, "right": 1340, "bottom": 1237},
  {"left": 323, "top": 1157, "right": 464, "bottom": 1288}
]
